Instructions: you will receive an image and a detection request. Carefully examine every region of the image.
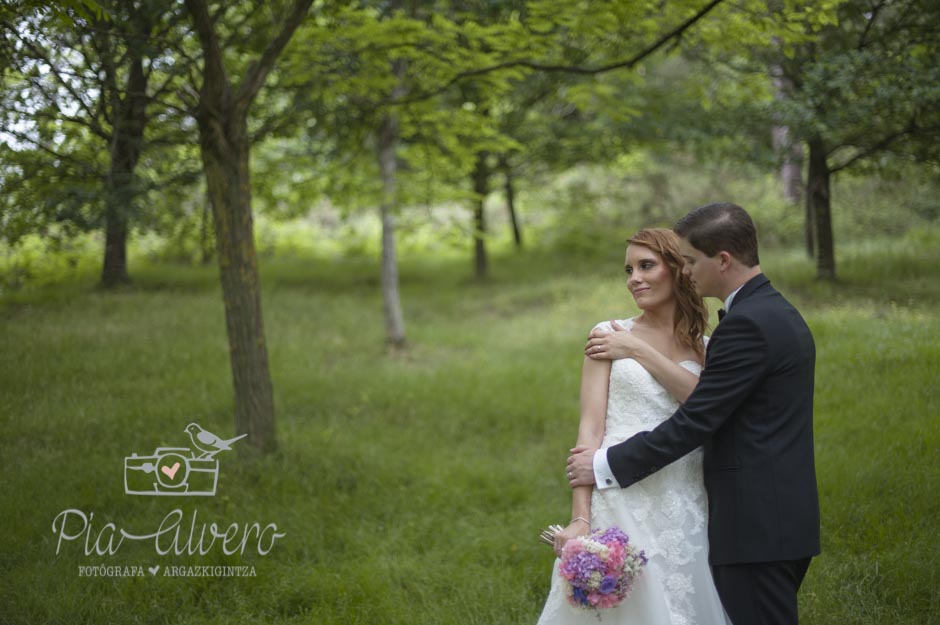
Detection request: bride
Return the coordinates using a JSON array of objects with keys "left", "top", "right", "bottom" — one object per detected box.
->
[{"left": 537, "top": 228, "right": 731, "bottom": 625}]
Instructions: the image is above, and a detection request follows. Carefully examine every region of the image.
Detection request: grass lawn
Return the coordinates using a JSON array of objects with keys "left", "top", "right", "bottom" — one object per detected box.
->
[{"left": 1, "top": 232, "right": 938, "bottom": 624}]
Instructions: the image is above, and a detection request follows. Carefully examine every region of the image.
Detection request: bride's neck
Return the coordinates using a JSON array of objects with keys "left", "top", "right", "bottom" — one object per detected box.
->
[{"left": 636, "top": 302, "right": 676, "bottom": 331}]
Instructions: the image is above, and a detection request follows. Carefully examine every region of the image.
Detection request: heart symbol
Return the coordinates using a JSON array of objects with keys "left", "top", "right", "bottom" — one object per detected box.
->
[
  {"left": 161, "top": 462, "right": 181, "bottom": 480},
  {"left": 148, "top": 565, "right": 160, "bottom": 576}
]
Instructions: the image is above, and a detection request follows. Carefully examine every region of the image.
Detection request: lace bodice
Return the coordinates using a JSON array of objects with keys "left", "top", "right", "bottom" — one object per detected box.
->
[{"left": 594, "top": 318, "right": 703, "bottom": 442}]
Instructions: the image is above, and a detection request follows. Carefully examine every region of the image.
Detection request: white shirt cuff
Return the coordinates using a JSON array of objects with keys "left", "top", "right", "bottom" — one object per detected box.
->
[{"left": 593, "top": 448, "right": 620, "bottom": 489}]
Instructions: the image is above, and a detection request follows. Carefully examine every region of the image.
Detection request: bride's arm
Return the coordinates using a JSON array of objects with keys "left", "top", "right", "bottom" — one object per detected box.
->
[
  {"left": 587, "top": 329, "right": 699, "bottom": 402},
  {"left": 626, "top": 340, "right": 700, "bottom": 403},
  {"left": 553, "top": 355, "right": 610, "bottom": 556}
]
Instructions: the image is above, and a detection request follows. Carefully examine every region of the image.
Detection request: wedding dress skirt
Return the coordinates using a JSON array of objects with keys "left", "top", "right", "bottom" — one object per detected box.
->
[{"left": 537, "top": 320, "right": 731, "bottom": 625}]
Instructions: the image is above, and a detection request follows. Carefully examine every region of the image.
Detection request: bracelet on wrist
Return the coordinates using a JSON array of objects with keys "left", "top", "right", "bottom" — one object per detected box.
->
[{"left": 570, "top": 516, "right": 590, "bottom": 527}]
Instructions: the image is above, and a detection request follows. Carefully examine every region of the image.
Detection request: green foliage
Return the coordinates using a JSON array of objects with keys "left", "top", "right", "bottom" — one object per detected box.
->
[
  {"left": 4, "top": 0, "right": 940, "bottom": 294},
  {"left": 0, "top": 0, "right": 199, "bottom": 246},
  {"left": 515, "top": 149, "right": 940, "bottom": 256},
  {"left": 769, "top": 0, "right": 940, "bottom": 168},
  {"left": 0, "top": 230, "right": 100, "bottom": 293},
  {"left": 253, "top": 1, "right": 543, "bottom": 216},
  {"left": 687, "top": 0, "right": 842, "bottom": 52},
  {"left": 255, "top": 0, "right": 818, "bottom": 224}
]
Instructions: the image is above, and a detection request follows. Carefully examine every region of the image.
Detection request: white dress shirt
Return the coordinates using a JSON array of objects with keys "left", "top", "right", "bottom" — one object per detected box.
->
[{"left": 723, "top": 284, "right": 744, "bottom": 312}]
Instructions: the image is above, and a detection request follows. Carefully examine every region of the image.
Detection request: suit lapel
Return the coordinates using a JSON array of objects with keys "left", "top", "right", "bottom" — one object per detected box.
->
[{"left": 705, "top": 274, "right": 770, "bottom": 360}]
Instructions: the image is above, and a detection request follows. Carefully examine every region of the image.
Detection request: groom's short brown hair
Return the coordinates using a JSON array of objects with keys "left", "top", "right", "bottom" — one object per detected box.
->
[{"left": 674, "top": 202, "right": 760, "bottom": 267}]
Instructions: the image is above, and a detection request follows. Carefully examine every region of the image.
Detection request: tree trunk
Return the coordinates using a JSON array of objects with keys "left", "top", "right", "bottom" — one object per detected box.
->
[
  {"left": 101, "top": 31, "right": 150, "bottom": 287},
  {"left": 803, "top": 184, "right": 815, "bottom": 260},
  {"left": 807, "top": 135, "right": 836, "bottom": 280},
  {"left": 771, "top": 126, "right": 803, "bottom": 206},
  {"left": 200, "top": 189, "right": 214, "bottom": 265},
  {"left": 776, "top": 130, "right": 813, "bottom": 257},
  {"left": 376, "top": 62, "right": 406, "bottom": 348},
  {"left": 185, "top": 0, "right": 310, "bottom": 453},
  {"left": 472, "top": 153, "right": 489, "bottom": 279},
  {"left": 196, "top": 104, "right": 276, "bottom": 452},
  {"left": 781, "top": 143, "right": 804, "bottom": 207},
  {"left": 500, "top": 155, "right": 522, "bottom": 249},
  {"left": 101, "top": 205, "right": 129, "bottom": 287},
  {"left": 770, "top": 59, "right": 810, "bottom": 257}
]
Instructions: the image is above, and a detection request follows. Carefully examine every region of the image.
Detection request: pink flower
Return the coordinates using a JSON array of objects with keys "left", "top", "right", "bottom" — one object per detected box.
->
[
  {"left": 562, "top": 540, "right": 585, "bottom": 558},
  {"left": 596, "top": 593, "right": 620, "bottom": 609},
  {"left": 607, "top": 542, "right": 625, "bottom": 569}
]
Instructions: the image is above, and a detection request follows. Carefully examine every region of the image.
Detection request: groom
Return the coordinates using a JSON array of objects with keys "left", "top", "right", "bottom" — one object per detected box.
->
[{"left": 567, "top": 202, "right": 820, "bottom": 625}]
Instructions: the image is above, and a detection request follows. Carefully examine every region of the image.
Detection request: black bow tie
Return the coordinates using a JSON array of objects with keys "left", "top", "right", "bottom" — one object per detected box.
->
[{"left": 718, "top": 308, "right": 727, "bottom": 321}]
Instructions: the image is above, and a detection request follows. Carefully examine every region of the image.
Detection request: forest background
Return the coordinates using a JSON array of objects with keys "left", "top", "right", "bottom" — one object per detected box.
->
[{"left": 1, "top": 0, "right": 938, "bottom": 623}]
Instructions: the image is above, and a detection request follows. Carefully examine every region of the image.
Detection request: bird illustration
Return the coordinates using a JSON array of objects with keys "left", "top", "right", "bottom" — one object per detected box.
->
[{"left": 185, "top": 423, "right": 248, "bottom": 458}]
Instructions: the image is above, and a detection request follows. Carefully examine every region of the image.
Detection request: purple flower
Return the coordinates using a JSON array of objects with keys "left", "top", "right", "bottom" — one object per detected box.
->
[
  {"left": 572, "top": 587, "right": 590, "bottom": 606},
  {"left": 600, "top": 575, "right": 619, "bottom": 594},
  {"left": 597, "top": 527, "right": 629, "bottom": 544},
  {"left": 561, "top": 551, "right": 603, "bottom": 581}
]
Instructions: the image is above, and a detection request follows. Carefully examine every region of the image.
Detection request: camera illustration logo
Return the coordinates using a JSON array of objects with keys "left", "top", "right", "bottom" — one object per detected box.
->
[{"left": 124, "top": 423, "right": 246, "bottom": 497}]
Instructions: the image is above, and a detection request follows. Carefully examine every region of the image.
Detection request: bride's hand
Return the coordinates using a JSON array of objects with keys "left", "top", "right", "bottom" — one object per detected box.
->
[
  {"left": 585, "top": 320, "right": 647, "bottom": 360},
  {"left": 553, "top": 519, "right": 591, "bottom": 557}
]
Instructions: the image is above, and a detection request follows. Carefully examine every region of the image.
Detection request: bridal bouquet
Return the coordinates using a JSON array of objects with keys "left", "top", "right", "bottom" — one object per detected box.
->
[{"left": 555, "top": 527, "right": 647, "bottom": 610}]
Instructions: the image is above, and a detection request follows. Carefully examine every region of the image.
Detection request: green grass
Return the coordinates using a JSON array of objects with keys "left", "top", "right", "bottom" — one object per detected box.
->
[{"left": 1, "top": 231, "right": 938, "bottom": 624}]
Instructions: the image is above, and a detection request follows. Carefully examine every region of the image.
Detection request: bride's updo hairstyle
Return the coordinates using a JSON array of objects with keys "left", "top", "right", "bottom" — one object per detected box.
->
[{"left": 628, "top": 228, "right": 709, "bottom": 358}]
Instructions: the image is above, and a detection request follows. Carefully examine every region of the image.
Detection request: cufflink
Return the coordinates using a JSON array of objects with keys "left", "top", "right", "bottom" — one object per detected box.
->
[{"left": 605, "top": 478, "right": 613, "bottom": 485}]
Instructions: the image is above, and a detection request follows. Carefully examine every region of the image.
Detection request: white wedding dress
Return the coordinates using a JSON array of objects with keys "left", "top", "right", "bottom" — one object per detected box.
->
[{"left": 537, "top": 319, "right": 731, "bottom": 625}]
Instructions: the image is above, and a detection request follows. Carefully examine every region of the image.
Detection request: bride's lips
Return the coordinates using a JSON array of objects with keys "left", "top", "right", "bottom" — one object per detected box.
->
[{"left": 631, "top": 287, "right": 650, "bottom": 296}]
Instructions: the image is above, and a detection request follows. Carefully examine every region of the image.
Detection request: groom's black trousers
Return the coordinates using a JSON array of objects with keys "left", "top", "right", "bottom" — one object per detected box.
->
[{"left": 711, "top": 558, "right": 811, "bottom": 625}]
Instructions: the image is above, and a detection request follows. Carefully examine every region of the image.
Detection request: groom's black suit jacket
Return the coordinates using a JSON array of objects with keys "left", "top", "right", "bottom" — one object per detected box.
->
[{"left": 606, "top": 274, "right": 820, "bottom": 566}]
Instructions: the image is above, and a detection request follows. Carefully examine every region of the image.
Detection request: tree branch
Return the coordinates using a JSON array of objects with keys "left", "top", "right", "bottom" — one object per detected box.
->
[
  {"left": 11, "top": 31, "right": 103, "bottom": 133},
  {"left": 829, "top": 118, "right": 916, "bottom": 173},
  {"left": 4, "top": 104, "right": 111, "bottom": 141},
  {"left": 396, "top": 0, "right": 725, "bottom": 105},
  {"left": 148, "top": 59, "right": 189, "bottom": 104},
  {"left": 1, "top": 128, "right": 102, "bottom": 176},
  {"left": 235, "top": 0, "right": 314, "bottom": 106},
  {"left": 857, "top": 0, "right": 887, "bottom": 50},
  {"left": 183, "top": 0, "right": 229, "bottom": 101},
  {"left": 141, "top": 165, "right": 203, "bottom": 192}
]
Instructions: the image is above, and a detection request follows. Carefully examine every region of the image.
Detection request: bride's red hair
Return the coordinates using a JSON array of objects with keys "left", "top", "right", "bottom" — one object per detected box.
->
[{"left": 627, "top": 228, "right": 708, "bottom": 358}]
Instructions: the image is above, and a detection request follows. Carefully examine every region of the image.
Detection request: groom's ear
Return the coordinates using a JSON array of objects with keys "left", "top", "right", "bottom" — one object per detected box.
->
[{"left": 717, "top": 251, "right": 734, "bottom": 271}]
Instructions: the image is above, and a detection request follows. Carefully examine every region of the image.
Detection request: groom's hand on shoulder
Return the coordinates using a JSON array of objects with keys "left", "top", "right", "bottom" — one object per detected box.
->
[{"left": 586, "top": 320, "right": 638, "bottom": 361}]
